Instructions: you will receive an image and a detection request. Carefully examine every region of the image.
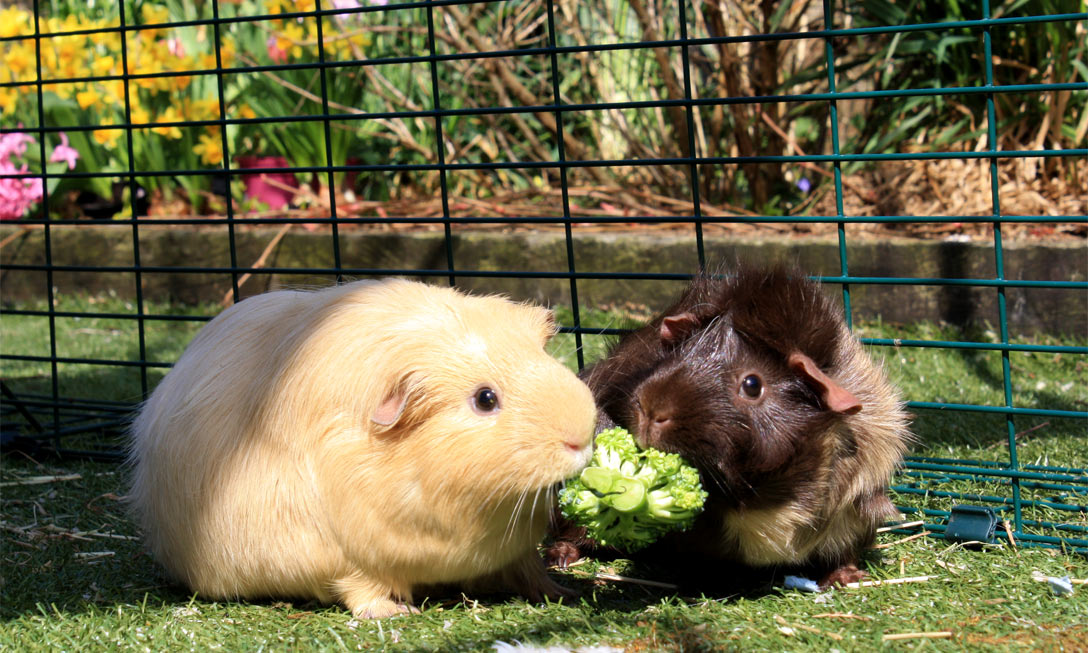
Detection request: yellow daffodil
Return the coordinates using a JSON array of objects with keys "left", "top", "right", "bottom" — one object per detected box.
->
[
  {"left": 152, "top": 107, "right": 183, "bottom": 139},
  {"left": 275, "top": 22, "right": 306, "bottom": 61},
  {"left": 76, "top": 87, "right": 100, "bottom": 109},
  {"left": 133, "top": 59, "right": 166, "bottom": 91},
  {"left": 130, "top": 104, "right": 151, "bottom": 126},
  {"left": 92, "top": 56, "right": 115, "bottom": 77},
  {"left": 103, "top": 80, "right": 125, "bottom": 106},
  {"left": 40, "top": 46, "right": 57, "bottom": 75},
  {"left": 195, "top": 98, "right": 221, "bottom": 120},
  {"left": 56, "top": 38, "right": 79, "bottom": 65},
  {"left": 172, "top": 73, "right": 194, "bottom": 92},
  {"left": 193, "top": 132, "right": 223, "bottom": 166},
  {"left": 219, "top": 37, "right": 237, "bottom": 67},
  {"left": 348, "top": 31, "right": 373, "bottom": 53},
  {"left": 62, "top": 58, "right": 91, "bottom": 82},
  {"left": 142, "top": 5, "right": 170, "bottom": 25},
  {"left": 89, "top": 21, "right": 121, "bottom": 48},
  {"left": 0, "top": 88, "right": 16, "bottom": 115},
  {"left": 180, "top": 98, "right": 218, "bottom": 122},
  {"left": 93, "top": 121, "right": 122, "bottom": 148},
  {"left": 3, "top": 44, "right": 33, "bottom": 81},
  {"left": 0, "top": 7, "right": 30, "bottom": 38},
  {"left": 237, "top": 104, "right": 257, "bottom": 120},
  {"left": 59, "top": 14, "right": 82, "bottom": 33}
]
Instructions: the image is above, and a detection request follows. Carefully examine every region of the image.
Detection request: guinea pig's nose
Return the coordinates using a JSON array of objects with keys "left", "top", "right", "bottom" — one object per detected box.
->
[
  {"left": 644, "top": 406, "right": 673, "bottom": 432},
  {"left": 650, "top": 417, "right": 672, "bottom": 435},
  {"left": 643, "top": 401, "right": 672, "bottom": 425}
]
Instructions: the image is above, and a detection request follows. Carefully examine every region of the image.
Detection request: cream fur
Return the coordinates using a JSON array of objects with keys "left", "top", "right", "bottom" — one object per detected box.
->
[
  {"left": 717, "top": 324, "right": 911, "bottom": 567},
  {"left": 127, "top": 279, "right": 597, "bottom": 618}
]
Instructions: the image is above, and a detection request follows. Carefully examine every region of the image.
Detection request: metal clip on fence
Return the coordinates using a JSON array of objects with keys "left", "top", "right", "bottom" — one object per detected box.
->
[{"left": 944, "top": 505, "right": 1000, "bottom": 546}]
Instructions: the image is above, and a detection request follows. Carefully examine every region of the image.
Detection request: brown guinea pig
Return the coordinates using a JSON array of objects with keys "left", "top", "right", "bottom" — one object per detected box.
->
[
  {"left": 127, "top": 279, "right": 597, "bottom": 618},
  {"left": 549, "top": 265, "right": 911, "bottom": 587}
]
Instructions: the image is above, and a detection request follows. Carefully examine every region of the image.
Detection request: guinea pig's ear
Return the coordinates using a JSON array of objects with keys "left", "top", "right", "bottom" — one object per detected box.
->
[
  {"left": 788, "top": 352, "right": 862, "bottom": 415},
  {"left": 370, "top": 376, "right": 422, "bottom": 431},
  {"left": 372, "top": 391, "right": 408, "bottom": 427},
  {"left": 659, "top": 312, "right": 700, "bottom": 344}
]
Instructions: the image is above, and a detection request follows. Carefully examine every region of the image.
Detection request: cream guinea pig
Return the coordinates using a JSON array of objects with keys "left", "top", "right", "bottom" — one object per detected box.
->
[{"left": 127, "top": 279, "right": 597, "bottom": 618}]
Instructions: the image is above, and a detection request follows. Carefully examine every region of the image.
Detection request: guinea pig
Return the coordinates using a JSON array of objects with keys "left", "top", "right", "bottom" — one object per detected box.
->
[
  {"left": 127, "top": 279, "right": 597, "bottom": 618},
  {"left": 548, "top": 264, "right": 911, "bottom": 587}
]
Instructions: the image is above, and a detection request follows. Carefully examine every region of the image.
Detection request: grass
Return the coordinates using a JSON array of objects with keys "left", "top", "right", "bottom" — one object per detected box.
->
[
  {"left": 1, "top": 456, "right": 1085, "bottom": 651},
  {"left": 2, "top": 293, "right": 1086, "bottom": 651}
]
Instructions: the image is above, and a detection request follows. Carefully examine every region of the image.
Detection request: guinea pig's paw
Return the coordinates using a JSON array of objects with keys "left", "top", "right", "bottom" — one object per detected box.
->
[
  {"left": 349, "top": 598, "right": 418, "bottom": 620},
  {"left": 543, "top": 541, "right": 582, "bottom": 569},
  {"left": 818, "top": 563, "right": 867, "bottom": 588},
  {"left": 334, "top": 575, "right": 415, "bottom": 619}
]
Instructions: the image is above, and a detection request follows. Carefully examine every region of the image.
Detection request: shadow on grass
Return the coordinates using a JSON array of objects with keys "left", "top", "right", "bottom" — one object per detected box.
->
[
  {"left": 1, "top": 346, "right": 172, "bottom": 460},
  {"left": 0, "top": 454, "right": 179, "bottom": 621},
  {"left": 1, "top": 447, "right": 800, "bottom": 634}
]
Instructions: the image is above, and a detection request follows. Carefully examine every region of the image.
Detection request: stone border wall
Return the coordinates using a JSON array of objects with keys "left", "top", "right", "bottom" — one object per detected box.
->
[{"left": 2, "top": 226, "right": 1084, "bottom": 335}]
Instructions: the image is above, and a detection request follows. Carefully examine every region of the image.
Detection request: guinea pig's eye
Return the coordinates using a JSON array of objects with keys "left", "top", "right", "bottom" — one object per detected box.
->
[
  {"left": 739, "top": 374, "right": 764, "bottom": 400},
  {"left": 471, "top": 387, "right": 500, "bottom": 415}
]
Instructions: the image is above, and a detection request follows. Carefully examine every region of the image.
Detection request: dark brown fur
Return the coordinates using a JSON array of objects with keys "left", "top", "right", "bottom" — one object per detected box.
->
[{"left": 548, "top": 265, "right": 911, "bottom": 587}]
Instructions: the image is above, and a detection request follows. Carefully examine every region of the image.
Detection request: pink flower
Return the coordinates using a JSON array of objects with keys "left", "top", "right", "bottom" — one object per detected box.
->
[
  {"left": 0, "top": 131, "right": 33, "bottom": 161},
  {"left": 267, "top": 36, "right": 288, "bottom": 64},
  {"left": 0, "top": 131, "right": 44, "bottom": 220},
  {"left": 167, "top": 37, "right": 186, "bottom": 58},
  {"left": 49, "top": 132, "right": 80, "bottom": 170},
  {"left": 331, "top": 0, "right": 362, "bottom": 21}
]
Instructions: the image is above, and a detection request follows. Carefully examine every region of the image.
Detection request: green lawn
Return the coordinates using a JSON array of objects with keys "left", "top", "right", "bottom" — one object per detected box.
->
[{"left": 2, "top": 294, "right": 1085, "bottom": 651}]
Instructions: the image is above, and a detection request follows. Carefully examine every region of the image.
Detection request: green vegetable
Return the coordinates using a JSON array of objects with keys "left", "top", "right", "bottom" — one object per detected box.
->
[{"left": 558, "top": 426, "right": 708, "bottom": 552}]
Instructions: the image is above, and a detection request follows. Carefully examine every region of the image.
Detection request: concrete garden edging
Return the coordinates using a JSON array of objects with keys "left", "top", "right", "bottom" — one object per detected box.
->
[{"left": 1, "top": 225, "right": 1084, "bottom": 336}]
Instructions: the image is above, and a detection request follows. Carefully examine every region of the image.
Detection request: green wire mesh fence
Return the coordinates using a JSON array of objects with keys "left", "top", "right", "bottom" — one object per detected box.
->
[{"left": 1, "top": 0, "right": 1086, "bottom": 552}]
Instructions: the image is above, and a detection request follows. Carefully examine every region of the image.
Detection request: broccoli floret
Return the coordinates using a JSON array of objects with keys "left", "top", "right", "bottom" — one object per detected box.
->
[{"left": 558, "top": 426, "right": 708, "bottom": 552}]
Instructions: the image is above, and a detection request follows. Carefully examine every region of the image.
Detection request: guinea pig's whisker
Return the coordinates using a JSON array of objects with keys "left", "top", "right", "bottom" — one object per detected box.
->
[
  {"left": 526, "top": 487, "right": 542, "bottom": 541},
  {"left": 548, "top": 484, "right": 564, "bottom": 528},
  {"left": 483, "top": 484, "right": 509, "bottom": 523},
  {"left": 514, "top": 488, "right": 535, "bottom": 543},
  {"left": 707, "top": 470, "right": 729, "bottom": 496},
  {"left": 504, "top": 489, "right": 530, "bottom": 546},
  {"left": 693, "top": 314, "right": 726, "bottom": 351},
  {"left": 523, "top": 485, "right": 546, "bottom": 534},
  {"left": 703, "top": 465, "right": 734, "bottom": 499}
]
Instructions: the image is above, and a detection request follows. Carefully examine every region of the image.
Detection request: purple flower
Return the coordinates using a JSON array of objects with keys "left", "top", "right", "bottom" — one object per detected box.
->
[
  {"left": 796, "top": 177, "right": 811, "bottom": 193},
  {"left": 49, "top": 132, "right": 80, "bottom": 171}
]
